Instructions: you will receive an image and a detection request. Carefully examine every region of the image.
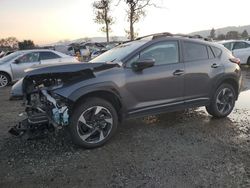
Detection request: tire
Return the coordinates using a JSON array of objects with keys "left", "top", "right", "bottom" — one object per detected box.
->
[
  {"left": 0, "top": 72, "right": 10, "bottom": 87},
  {"left": 206, "top": 83, "right": 236, "bottom": 118},
  {"left": 69, "top": 97, "right": 118, "bottom": 148}
]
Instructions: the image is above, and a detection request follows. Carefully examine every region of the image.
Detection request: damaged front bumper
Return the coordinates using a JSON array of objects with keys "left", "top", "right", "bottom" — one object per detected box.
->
[{"left": 9, "top": 86, "right": 71, "bottom": 139}]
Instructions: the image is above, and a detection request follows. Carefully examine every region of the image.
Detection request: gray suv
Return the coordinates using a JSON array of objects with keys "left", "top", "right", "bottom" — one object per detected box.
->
[{"left": 10, "top": 33, "right": 242, "bottom": 148}]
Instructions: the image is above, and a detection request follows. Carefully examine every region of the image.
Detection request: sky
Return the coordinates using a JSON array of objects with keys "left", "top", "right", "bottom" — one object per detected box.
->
[{"left": 0, "top": 0, "right": 250, "bottom": 45}]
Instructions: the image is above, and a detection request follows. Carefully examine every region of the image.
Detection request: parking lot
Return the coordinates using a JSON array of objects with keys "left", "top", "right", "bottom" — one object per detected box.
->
[{"left": 0, "top": 68, "right": 249, "bottom": 187}]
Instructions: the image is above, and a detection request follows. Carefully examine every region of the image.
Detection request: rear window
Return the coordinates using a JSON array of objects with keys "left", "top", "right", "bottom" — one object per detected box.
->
[
  {"left": 40, "top": 52, "right": 60, "bottom": 60},
  {"left": 183, "top": 42, "right": 208, "bottom": 62},
  {"left": 211, "top": 47, "right": 222, "bottom": 57}
]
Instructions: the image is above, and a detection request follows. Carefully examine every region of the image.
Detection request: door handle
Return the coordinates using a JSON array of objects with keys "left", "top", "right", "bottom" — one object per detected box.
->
[
  {"left": 211, "top": 63, "right": 220, "bottom": 68},
  {"left": 173, "top": 69, "right": 184, "bottom": 76}
]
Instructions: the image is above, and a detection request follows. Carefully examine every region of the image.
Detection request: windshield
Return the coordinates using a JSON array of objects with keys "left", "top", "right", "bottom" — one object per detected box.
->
[
  {"left": 0, "top": 51, "right": 23, "bottom": 63},
  {"left": 90, "top": 41, "right": 147, "bottom": 63}
]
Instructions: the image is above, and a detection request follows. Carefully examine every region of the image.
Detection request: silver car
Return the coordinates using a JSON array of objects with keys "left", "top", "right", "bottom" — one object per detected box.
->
[{"left": 0, "top": 49, "right": 79, "bottom": 87}]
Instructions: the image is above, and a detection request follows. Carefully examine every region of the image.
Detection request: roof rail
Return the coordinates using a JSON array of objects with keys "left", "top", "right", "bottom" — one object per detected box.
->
[
  {"left": 135, "top": 32, "right": 173, "bottom": 40},
  {"left": 135, "top": 32, "right": 212, "bottom": 42}
]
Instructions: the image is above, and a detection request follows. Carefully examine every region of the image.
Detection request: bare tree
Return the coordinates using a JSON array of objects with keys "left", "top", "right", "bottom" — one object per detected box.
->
[
  {"left": 93, "top": 0, "right": 114, "bottom": 42},
  {"left": 122, "top": 0, "right": 154, "bottom": 40},
  {"left": 0, "top": 37, "right": 19, "bottom": 50}
]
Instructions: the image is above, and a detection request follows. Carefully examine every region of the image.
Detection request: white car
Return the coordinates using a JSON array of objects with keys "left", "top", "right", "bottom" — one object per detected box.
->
[
  {"left": 219, "top": 40, "right": 250, "bottom": 65},
  {"left": 0, "top": 49, "right": 79, "bottom": 87}
]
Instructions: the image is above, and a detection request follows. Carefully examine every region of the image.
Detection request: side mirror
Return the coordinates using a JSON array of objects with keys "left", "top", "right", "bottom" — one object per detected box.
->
[
  {"left": 131, "top": 59, "right": 155, "bottom": 72},
  {"left": 13, "top": 59, "right": 20, "bottom": 64}
]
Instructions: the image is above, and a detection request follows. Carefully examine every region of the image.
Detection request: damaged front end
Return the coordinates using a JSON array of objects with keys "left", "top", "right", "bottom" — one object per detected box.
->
[
  {"left": 9, "top": 63, "right": 100, "bottom": 139},
  {"left": 9, "top": 77, "right": 73, "bottom": 139}
]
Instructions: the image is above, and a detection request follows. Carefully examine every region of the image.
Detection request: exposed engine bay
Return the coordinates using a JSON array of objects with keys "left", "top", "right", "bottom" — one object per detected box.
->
[{"left": 9, "top": 77, "right": 71, "bottom": 139}]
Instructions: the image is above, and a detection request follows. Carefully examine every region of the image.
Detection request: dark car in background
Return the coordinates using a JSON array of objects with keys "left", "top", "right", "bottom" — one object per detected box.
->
[{"left": 10, "top": 33, "right": 242, "bottom": 148}]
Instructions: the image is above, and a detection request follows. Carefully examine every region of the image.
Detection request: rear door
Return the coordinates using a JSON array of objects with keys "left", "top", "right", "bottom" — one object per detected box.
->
[
  {"left": 11, "top": 52, "right": 40, "bottom": 80},
  {"left": 124, "top": 40, "right": 185, "bottom": 114},
  {"left": 182, "top": 41, "right": 224, "bottom": 104}
]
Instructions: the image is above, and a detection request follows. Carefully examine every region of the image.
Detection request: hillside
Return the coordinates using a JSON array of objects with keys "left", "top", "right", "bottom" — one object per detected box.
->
[
  {"left": 190, "top": 25, "right": 250, "bottom": 37},
  {"left": 47, "top": 36, "right": 127, "bottom": 46}
]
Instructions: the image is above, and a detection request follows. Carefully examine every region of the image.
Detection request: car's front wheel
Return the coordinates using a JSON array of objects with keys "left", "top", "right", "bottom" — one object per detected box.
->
[
  {"left": 206, "top": 83, "right": 236, "bottom": 118},
  {"left": 69, "top": 97, "right": 118, "bottom": 148},
  {"left": 0, "top": 72, "right": 10, "bottom": 88}
]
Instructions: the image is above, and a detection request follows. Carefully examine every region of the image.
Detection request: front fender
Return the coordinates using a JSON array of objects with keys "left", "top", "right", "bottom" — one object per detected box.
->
[
  {"left": 54, "top": 81, "right": 122, "bottom": 103},
  {"left": 0, "top": 63, "right": 13, "bottom": 81}
]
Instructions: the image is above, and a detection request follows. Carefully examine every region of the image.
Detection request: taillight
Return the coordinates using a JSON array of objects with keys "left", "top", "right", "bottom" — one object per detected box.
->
[{"left": 229, "top": 57, "right": 240, "bottom": 65}]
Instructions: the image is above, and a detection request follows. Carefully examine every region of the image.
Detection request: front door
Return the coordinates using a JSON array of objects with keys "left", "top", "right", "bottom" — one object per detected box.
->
[
  {"left": 11, "top": 52, "right": 40, "bottom": 80},
  {"left": 124, "top": 40, "right": 185, "bottom": 114}
]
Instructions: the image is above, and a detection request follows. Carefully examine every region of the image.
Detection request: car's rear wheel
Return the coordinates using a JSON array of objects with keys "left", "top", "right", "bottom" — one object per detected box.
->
[
  {"left": 0, "top": 72, "right": 10, "bottom": 88},
  {"left": 69, "top": 97, "right": 118, "bottom": 148},
  {"left": 206, "top": 83, "right": 236, "bottom": 118}
]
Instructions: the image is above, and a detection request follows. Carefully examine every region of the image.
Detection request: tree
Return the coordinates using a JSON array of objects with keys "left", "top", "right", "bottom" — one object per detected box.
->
[
  {"left": 209, "top": 28, "right": 216, "bottom": 39},
  {"left": 123, "top": 0, "right": 154, "bottom": 40},
  {"left": 0, "top": 37, "right": 19, "bottom": 50},
  {"left": 18, "top": 40, "right": 35, "bottom": 50},
  {"left": 93, "top": 0, "right": 114, "bottom": 42},
  {"left": 226, "top": 31, "right": 240, "bottom": 40},
  {"left": 241, "top": 30, "right": 249, "bottom": 39},
  {"left": 125, "top": 29, "right": 138, "bottom": 40},
  {"left": 217, "top": 34, "right": 226, "bottom": 40}
]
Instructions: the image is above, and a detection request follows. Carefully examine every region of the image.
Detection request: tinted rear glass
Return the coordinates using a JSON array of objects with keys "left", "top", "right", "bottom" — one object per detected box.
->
[
  {"left": 40, "top": 52, "right": 60, "bottom": 60},
  {"left": 183, "top": 42, "right": 208, "bottom": 61}
]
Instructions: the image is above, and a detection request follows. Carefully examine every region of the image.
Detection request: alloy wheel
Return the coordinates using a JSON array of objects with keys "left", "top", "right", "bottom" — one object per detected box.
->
[
  {"left": 216, "top": 88, "right": 235, "bottom": 115},
  {"left": 0, "top": 74, "right": 8, "bottom": 87},
  {"left": 76, "top": 106, "right": 113, "bottom": 144}
]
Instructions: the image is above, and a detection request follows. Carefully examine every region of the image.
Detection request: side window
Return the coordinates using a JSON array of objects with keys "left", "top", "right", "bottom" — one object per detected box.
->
[
  {"left": 40, "top": 52, "right": 60, "bottom": 60},
  {"left": 183, "top": 42, "right": 208, "bottom": 62},
  {"left": 223, "top": 42, "right": 233, "bottom": 50},
  {"left": 245, "top": 42, "right": 250, "bottom": 48},
  {"left": 211, "top": 47, "right": 222, "bottom": 57},
  {"left": 18, "top": 52, "right": 39, "bottom": 63},
  {"left": 207, "top": 46, "right": 215, "bottom": 59},
  {"left": 134, "top": 41, "right": 179, "bottom": 66},
  {"left": 233, "top": 42, "right": 246, "bottom": 50}
]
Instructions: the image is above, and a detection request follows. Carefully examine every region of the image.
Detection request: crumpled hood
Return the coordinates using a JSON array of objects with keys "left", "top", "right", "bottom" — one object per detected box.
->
[
  {"left": 22, "top": 62, "right": 120, "bottom": 94},
  {"left": 24, "top": 62, "right": 119, "bottom": 77}
]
